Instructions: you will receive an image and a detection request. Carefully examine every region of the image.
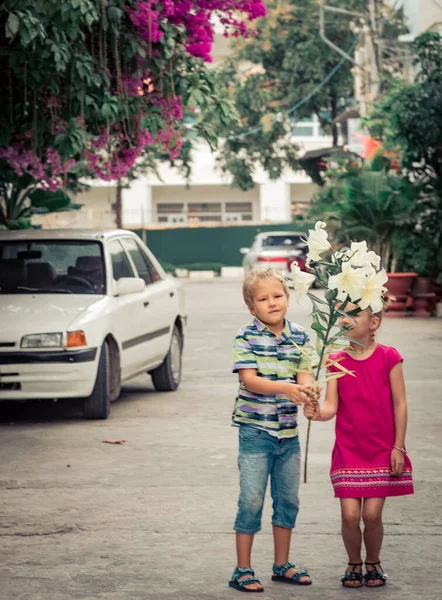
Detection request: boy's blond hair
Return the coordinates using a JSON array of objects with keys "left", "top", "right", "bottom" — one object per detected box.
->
[{"left": 243, "top": 268, "right": 289, "bottom": 308}]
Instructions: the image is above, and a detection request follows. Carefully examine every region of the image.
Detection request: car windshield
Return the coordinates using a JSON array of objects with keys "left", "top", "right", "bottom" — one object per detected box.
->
[
  {"left": 0, "top": 240, "right": 105, "bottom": 295},
  {"left": 261, "top": 235, "right": 305, "bottom": 248}
]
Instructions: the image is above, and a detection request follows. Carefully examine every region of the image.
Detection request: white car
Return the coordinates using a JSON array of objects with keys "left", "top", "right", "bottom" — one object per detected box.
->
[
  {"left": 240, "top": 231, "right": 308, "bottom": 276},
  {"left": 0, "top": 229, "right": 186, "bottom": 419}
]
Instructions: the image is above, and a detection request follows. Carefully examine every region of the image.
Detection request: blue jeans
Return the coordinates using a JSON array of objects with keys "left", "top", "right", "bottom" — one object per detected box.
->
[{"left": 234, "top": 427, "right": 301, "bottom": 535}]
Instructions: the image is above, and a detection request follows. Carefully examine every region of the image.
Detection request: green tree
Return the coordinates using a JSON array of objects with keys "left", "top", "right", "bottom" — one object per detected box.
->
[
  {"left": 309, "top": 157, "right": 418, "bottom": 272},
  {"left": 214, "top": 0, "right": 405, "bottom": 190},
  {"left": 0, "top": 0, "right": 261, "bottom": 228},
  {"left": 365, "top": 32, "right": 442, "bottom": 277}
]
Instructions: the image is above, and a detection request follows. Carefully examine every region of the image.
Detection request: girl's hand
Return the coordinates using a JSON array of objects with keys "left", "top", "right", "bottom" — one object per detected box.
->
[
  {"left": 285, "top": 384, "right": 316, "bottom": 405},
  {"left": 390, "top": 448, "right": 405, "bottom": 476},
  {"left": 303, "top": 399, "right": 320, "bottom": 420}
]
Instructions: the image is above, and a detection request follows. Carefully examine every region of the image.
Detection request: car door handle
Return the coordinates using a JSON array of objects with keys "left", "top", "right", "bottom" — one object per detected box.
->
[{"left": 143, "top": 301, "right": 150, "bottom": 308}]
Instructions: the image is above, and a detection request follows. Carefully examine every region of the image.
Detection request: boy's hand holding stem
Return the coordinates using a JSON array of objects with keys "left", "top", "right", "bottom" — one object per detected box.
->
[
  {"left": 282, "top": 382, "right": 321, "bottom": 405},
  {"left": 239, "top": 370, "right": 321, "bottom": 405}
]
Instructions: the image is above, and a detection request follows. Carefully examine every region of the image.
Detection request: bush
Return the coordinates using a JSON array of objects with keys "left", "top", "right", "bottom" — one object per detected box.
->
[{"left": 160, "top": 261, "right": 226, "bottom": 275}]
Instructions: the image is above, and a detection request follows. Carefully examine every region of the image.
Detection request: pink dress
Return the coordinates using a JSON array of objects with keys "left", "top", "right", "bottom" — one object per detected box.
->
[{"left": 328, "top": 344, "right": 414, "bottom": 498}]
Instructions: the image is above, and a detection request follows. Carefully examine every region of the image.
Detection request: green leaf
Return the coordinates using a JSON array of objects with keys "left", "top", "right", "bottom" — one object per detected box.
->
[
  {"left": 101, "top": 103, "right": 113, "bottom": 119},
  {"left": 311, "top": 322, "right": 325, "bottom": 340},
  {"left": 315, "top": 334, "right": 322, "bottom": 354},
  {"left": 6, "top": 13, "right": 20, "bottom": 40},
  {"left": 307, "top": 292, "right": 328, "bottom": 305},
  {"left": 345, "top": 337, "right": 364, "bottom": 347},
  {"left": 316, "top": 311, "right": 328, "bottom": 325},
  {"left": 107, "top": 5, "right": 123, "bottom": 24},
  {"left": 29, "top": 189, "right": 71, "bottom": 212}
]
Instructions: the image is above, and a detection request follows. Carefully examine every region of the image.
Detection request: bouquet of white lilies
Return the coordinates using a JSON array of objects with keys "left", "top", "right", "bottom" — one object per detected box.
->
[{"left": 288, "top": 221, "right": 388, "bottom": 482}]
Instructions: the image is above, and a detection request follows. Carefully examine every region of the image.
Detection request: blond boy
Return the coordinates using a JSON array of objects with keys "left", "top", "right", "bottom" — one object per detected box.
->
[{"left": 229, "top": 268, "right": 317, "bottom": 593}]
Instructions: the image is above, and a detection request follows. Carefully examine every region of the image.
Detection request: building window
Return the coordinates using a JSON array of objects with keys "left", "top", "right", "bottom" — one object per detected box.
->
[
  {"left": 154, "top": 198, "right": 255, "bottom": 225},
  {"left": 225, "top": 201, "right": 253, "bottom": 222},
  {"left": 226, "top": 202, "right": 252, "bottom": 213},
  {"left": 291, "top": 113, "right": 329, "bottom": 138},
  {"left": 188, "top": 203, "right": 222, "bottom": 214},
  {"left": 293, "top": 125, "right": 314, "bottom": 137},
  {"left": 157, "top": 203, "right": 184, "bottom": 214}
]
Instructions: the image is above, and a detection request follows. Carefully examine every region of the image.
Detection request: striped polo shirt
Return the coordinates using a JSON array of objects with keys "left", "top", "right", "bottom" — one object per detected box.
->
[{"left": 232, "top": 318, "right": 317, "bottom": 439}]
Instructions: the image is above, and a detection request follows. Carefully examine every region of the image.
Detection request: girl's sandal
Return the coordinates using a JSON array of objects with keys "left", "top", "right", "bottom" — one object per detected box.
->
[
  {"left": 229, "top": 567, "right": 264, "bottom": 593},
  {"left": 364, "top": 561, "right": 387, "bottom": 587},
  {"left": 271, "top": 562, "right": 312, "bottom": 586},
  {"left": 341, "top": 562, "right": 364, "bottom": 588}
]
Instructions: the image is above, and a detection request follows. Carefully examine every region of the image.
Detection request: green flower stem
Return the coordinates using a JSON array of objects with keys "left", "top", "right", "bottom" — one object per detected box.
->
[{"left": 303, "top": 301, "right": 337, "bottom": 484}]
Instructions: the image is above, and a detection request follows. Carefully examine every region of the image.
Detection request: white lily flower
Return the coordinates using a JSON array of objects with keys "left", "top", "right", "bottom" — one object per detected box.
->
[
  {"left": 358, "top": 268, "right": 388, "bottom": 313},
  {"left": 344, "top": 241, "right": 381, "bottom": 270},
  {"left": 306, "top": 221, "right": 331, "bottom": 264},
  {"left": 366, "top": 251, "right": 381, "bottom": 270},
  {"left": 290, "top": 261, "right": 316, "bottom": 302},
  {"left": 328, "top": 261, "right": 372, "bottom": 303}
]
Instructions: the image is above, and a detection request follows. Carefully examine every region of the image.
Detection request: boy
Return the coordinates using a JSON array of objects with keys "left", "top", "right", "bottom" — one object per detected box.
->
[{"left": 229, "top": 268, "right": 318, "bottom": 593}]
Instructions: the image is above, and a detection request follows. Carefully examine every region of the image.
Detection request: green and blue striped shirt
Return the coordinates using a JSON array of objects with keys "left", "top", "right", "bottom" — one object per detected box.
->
[{"left": 232, "top": 318, "right": 317, "bottom": 439}]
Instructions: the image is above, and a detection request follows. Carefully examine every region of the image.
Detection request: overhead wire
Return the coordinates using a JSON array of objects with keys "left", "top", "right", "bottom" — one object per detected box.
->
[{"left": 226, "top": 38, "right": 359, "bottom": 142}]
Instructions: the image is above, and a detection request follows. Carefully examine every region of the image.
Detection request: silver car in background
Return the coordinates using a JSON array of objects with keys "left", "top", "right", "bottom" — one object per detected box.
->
[{"left": 240, "top": 231, "right": 308, "bottom": 276}]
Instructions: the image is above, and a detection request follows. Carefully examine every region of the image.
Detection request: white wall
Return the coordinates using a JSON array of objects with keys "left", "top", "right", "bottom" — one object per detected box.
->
[
  {"left": 401, "top": 0, "right": 442, "bottom": 35},
  {"left": 33, "top": 186, "right": 118, "bottom": 230}
]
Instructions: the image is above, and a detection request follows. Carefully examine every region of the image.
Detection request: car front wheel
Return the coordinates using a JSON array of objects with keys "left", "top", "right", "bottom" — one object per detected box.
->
[
  {"left": 83, "top": 342, "right": 111, "bottom": 419},
  {"left": 150, "top": 325, "right": 182, "bottom": 392}
]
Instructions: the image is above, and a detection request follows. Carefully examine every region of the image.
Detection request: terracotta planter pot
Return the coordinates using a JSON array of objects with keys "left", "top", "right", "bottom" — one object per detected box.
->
[
  {"left": 411, "top": 276, "right": 436, "bottom": 317},
  {"left": 385, "top": 272, "right": 417, "bottom": 317}
]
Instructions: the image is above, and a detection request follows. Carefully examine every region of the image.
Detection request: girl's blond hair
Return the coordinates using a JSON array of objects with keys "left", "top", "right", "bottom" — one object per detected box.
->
[{"left": 243, "top": 268, "right": 289, "bottom": 308}]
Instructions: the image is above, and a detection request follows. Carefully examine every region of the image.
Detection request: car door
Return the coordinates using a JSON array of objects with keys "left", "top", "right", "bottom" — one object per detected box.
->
[
  {"left": 120, "top": 236, "right": 177, "bottom": 369},
  {"left": 107, "top": 238, "right": 151, "bottom": 379}
]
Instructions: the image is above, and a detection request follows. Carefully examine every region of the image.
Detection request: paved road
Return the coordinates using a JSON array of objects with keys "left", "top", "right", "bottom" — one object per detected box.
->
[{"left": 0, "top": 280, "right": 441, "bottom": 600}]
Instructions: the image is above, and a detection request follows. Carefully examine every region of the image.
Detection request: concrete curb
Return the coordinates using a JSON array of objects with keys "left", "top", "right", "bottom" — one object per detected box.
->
[{"left": 188, "top": 270, "right": 217, "bottom": 280}]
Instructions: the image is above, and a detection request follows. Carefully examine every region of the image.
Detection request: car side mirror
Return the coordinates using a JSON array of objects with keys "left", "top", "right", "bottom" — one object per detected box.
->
[
  {"left": 240, "top": 247, "right": 250, "bottom": 254},
  {"left": 114, "top": 277, "right": 145, "bottom": 296}
]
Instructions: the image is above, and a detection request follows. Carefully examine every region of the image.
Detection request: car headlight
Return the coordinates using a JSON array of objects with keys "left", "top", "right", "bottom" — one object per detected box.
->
[
  {"left": 21, "top": 331, "right": 87, "bottom": 349},
  {"left": 21, "top": 333, "right": 63, "bottom": 348}
]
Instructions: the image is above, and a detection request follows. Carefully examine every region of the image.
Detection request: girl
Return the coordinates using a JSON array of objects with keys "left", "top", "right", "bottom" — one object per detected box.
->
[{"left": 304, "top": 303, "right": 414, "bottom": 588}]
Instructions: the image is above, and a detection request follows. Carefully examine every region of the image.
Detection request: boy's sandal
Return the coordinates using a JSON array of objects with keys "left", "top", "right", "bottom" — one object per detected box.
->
[
  {"left": 271, "top": 562, "right": 312, "bottom": 586},
  {"left": 341, "top": 562, "right": 364, "bottom": 588},
  {"left": 364, "top": 561, "right": 387, "bottom": 587},
  {"left": 229, "top": 567, "right": 264, "bottom": 593}
]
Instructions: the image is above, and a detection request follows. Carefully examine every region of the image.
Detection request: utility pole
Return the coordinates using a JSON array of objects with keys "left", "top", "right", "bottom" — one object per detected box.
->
[
  {"left": 366, "top": 0, "right": 382, "bottom": 108},
  {"left": 319, "top": 0, "right": 384, "bottom": 115}
]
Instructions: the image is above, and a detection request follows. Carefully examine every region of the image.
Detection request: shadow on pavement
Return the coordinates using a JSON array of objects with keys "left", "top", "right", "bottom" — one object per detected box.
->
[
  {"left": 0, "top": 397, "right": 83, "bottom": 422},
  {"left": 0, "top": 383, "right": 156, "bottom": 423}
]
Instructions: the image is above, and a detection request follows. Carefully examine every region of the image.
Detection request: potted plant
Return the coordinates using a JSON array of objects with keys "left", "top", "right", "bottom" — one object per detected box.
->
[
  {"left": 392, "top": 232, "right": 438, "bottom": 316},
  {"left": 362, "top": 34, "right": 442, "bottom": 315},
  {"left": 309, "top": 156, "right": 418, "bottom": 315}
]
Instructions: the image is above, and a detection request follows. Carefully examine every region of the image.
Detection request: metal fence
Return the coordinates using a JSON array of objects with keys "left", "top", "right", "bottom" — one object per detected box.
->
[{"left": 132, "top": 222, "right": 309, "bottom": 267}]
